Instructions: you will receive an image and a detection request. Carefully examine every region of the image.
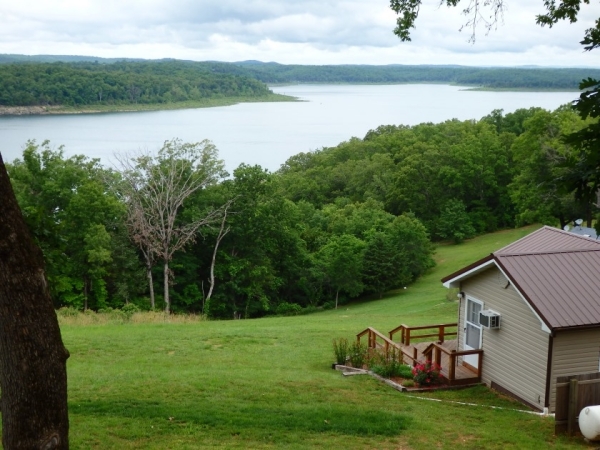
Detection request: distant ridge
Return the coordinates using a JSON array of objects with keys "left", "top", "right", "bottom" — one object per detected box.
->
[{"left": 1, "top": 54, "right": 599, "bottom": 90}]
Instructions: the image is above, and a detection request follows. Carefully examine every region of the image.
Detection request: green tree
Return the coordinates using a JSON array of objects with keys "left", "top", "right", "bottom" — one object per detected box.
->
[
  {"left": 7, "top": 140, "right": 135, "bottom": 309},
  {"left": 208, "top": 164, "right": 310, "bottom": 318},
  {"left": 509, "top": 107, "right": 593, "bottom": 227},
  {"left": 317, "top": 234, "right": 366, "bottom": 308},
  {"left": 437, "top": 199, "right": 476, "bottom": 244}
]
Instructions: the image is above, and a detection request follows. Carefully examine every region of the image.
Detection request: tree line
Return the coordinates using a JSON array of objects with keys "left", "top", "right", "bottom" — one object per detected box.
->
[
  {"left": 2, "top": 56, "right": 600, "bottom": 103},
  {"left": 0, "top": 60, "right": 272, "bottom": 107},
  {"left": 231, "top": 62, "right": 600, "bottom": 90},
  {"left": 6, "top": 105, "right": 596, "bottom": 318}
]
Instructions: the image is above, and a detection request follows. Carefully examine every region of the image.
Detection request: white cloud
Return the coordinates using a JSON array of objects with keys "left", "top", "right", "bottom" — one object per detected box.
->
[{"left": 0, "top": 0, "right": 599, "bottom": 66}]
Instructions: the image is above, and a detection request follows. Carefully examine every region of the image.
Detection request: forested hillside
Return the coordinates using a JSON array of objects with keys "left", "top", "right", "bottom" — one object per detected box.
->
[
  {"left": 232, "top": 62, "right": 600, "bottom": 90},
  {"left": 1, "top": 54, "right": 599, "bottom": 98},
  {"left": 6, "top": 106, "right": 597, "bottom": 318},
  {"left": 0, "top": 60, "right": 274, "bottom": 107}
]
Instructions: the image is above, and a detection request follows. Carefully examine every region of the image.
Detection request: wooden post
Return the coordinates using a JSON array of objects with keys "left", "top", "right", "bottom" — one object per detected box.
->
[
  {"left": 439, "top": 325, "right": 445, "bottom": 343},
  {"left": 434, "top": 345, "right": 442, "bottom": 367},
  {"left": 568, "top": 378, "right": 579, "bottom": 436},
  {"left": 405, "top": 329, "right": 411, "bottom": 346},
  {"left": 476, "top": 352, "right": 483, "bottom": 380},
  {"left": 413, "top": 347, "right": 417, "bottom": 366},
  {"left": 449, "top": 350, "right": 456, "bottom": 381}
]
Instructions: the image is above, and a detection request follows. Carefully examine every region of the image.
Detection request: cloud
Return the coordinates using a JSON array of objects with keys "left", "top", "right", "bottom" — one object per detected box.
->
[{"left": 0, "top": 0, "right": 599, "bottom": 66}]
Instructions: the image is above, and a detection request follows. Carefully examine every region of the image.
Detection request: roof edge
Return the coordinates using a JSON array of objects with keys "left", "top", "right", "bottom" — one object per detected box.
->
[{"left": 441, "top": 254, "right": 494, "bottom": 287}]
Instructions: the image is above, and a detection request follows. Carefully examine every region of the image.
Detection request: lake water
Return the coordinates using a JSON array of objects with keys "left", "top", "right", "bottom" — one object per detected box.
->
[{"left": 0, "top": 84, "right": 577, "bottom": 172}]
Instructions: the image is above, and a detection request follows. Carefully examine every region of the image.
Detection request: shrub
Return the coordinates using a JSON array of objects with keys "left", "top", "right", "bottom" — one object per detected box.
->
[
  {"left": 332, "top": 338, "right": 349, "bottom": 365},
  {"left": 348, "top": 341, "right": 368, "bottom": 368},
  {"left": 368, "top": 348, "right": 407, "bottom": 378},
  {"left": 57, "top": 306, "right": 80, "bottom": 317},
  {"left": 276, "top": 302, "right": 302, "bottom": 316},
  {"left": 122, "top": 303, "right": 141, "bottom": 318},
  {"left": 397, "top": 364, "right": 414, "bottom": 379},
  {"left": 402, "top": 379, "right": 415, "bottom": 388},
  {"left": 412, "top": 360, "right": 444, "bottom": 386}
]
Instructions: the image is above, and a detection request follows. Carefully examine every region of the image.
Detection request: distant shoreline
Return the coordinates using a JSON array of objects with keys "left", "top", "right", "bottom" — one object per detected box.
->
[
  {"left": 0, "top": 93, "right": 298, "bottom": 116},
  {"left": 268, "top": 81, "right": 579, "bottom": 92}
]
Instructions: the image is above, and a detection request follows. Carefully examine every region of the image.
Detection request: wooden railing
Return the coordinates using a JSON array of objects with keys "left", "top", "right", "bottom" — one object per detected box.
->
[
  {"left": 388, "top": 323, "right": 458, "bottom": 346},
  {"left": 422, "top": 342, "right": 483, "bottom": 382},
  {"left": 357, "top": 327, "right": 418, "bottom": 366}
]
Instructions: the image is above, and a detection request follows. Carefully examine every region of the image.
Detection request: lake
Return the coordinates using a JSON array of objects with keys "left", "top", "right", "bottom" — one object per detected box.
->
[{"left": 0, "top": 84, "right": 577, "bottom": 172}]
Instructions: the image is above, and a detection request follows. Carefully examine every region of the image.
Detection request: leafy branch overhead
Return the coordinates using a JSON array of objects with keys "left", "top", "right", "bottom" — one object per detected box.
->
[{"left": 389, "top": 0, "right": 505, "bottom": 43}]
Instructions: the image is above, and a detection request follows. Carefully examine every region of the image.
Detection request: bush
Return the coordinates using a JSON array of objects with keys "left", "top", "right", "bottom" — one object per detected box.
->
[
  {"left": 348, "top": 341, "right": 368, "bottom": 368},
  {"left": 57, "top": 306, "right": 80, "bottom": 317},
  {"left": 397, "top": 364, "right": 414, "bottom": 379},
  {"left": 276, "top": 302, "right": 302, "bottom": 316},
  {"left": 368, "top": 349, "right": 407, "bottom": 378},
  {"left": 122, "top": 303, "right": 141, "bottom": 318},
  {"left": 332, "top": 338, "right": 349, "bottom": 365},
  {"left": 412, "top": 360, "right": 444, "bottom": 386}
]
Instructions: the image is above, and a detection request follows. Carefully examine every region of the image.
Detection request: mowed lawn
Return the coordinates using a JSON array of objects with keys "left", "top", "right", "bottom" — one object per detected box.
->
[{"left": 62, "top": 225, "right": 588, "bottom": 449}]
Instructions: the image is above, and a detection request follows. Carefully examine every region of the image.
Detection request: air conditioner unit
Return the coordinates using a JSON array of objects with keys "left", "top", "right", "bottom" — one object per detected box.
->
[{"left": 479, "top": 310, "right": 501, "bottom": 329}]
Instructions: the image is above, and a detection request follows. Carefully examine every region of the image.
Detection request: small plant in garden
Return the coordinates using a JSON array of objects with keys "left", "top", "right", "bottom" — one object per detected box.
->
[
  {"left": 332, "top": 338, "right": 349, "bottom": 365},
  {"left": 348, "top": 341, "right": 368, "bottom": 368},
  {"left": 412, "top": 360, "right": 444, "bottom": 386},
  {"left": 368, "top": 349, "right": 408, "bottom": 378},
  {"left": 397, "top": 364, "right": 414, "bottom": 379},
  {"left": 402, "top": 379, "right": 415, "bottom": 388}
]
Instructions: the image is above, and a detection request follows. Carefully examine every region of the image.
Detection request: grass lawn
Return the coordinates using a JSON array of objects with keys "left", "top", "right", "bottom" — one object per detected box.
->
[{"left": 60, "top": 225, "right": 589, "bottom": 449}]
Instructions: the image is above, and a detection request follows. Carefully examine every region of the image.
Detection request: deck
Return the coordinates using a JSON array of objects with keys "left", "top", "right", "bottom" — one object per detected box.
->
[
  {"left": 402, "top": 339, "right": 480, "bottom": 385},
  {"left": 357, "top": 323, "right": 483, "bottom": 386}
]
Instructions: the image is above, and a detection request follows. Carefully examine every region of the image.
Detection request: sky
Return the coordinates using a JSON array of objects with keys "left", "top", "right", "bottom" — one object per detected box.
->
[{"left": 1, "top": 1, "right": 599, "bottom": 67}]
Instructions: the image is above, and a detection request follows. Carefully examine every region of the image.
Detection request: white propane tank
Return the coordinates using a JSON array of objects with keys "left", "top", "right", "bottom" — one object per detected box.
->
[{"left": 579, "top": 406, "right": 600, "bottom": 440}]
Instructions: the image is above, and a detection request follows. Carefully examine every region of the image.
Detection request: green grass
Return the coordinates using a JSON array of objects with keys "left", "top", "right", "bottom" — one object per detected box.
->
[{"left": 61, "top": 224, "right": 587, "bottom": 449}]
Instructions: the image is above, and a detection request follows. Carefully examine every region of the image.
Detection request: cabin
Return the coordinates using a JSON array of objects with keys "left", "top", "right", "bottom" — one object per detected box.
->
[{"left": 442, "top": 226, "right": 600, "bottom": 413}]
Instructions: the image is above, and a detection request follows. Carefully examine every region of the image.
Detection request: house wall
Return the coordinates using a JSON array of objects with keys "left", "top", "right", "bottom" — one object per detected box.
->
[
  {"left": 460, "top": 267, "right": 549, "bottom": 411},
  {"left": 549, "top": 328, "right": 600, "bottom": 411}
]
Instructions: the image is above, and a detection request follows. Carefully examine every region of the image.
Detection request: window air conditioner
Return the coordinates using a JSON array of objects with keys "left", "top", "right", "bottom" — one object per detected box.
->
[{"left": 479, "top": 310, "right": 501, "bottom": 329}]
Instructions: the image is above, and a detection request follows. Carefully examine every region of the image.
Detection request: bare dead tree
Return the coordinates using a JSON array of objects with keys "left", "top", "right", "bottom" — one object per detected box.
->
[
  {"left": 204, "top": 200, "right": 233, "bottom": 314},
  {"left": 0, "top": 152, "right": 70, "bottom": 448},
  {"left": 115, "top": 139, "right": 229, "bottom": 313},
  {"left": 125, "top": 197, "right": 157, "bottom": 309}
]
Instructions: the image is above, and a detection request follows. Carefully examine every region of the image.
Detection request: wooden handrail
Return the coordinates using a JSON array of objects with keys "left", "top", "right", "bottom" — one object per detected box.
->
[
  {"left": 389, "top": 323, "right": 458, "bottom": 346},
  {"left": 422, "top": 342, "right": 483, "bottom": 382},
  {"left": 358, "top": 327, "right": 423, "bottom": 366}
]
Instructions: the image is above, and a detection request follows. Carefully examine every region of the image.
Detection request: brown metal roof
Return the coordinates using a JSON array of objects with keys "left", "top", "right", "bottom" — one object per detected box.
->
[
  {"left": 496, "top": 250, "right": 600, "bottom": 329},
  {"left": 496, "top": 226, "right": 600, "bottom": 255},
  {"left": 442, "top": 226, "right": 600, "bottom": 330}
]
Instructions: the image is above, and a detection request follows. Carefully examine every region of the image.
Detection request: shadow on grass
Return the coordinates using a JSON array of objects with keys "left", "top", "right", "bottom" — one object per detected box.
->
[{"left": 70, "top": 398, "right": 411, "bottom": 437}]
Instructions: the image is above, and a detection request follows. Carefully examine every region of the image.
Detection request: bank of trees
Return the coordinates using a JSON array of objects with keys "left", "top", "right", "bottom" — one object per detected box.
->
[
  {"left": 6, "top": 104, "right": 598, "bottom": 317},
  {"left": 0, "top": 61, "right": 272, "bottom": 107},
  {"left": 3, "top": 58, "right": 600, "bottom": 108}
]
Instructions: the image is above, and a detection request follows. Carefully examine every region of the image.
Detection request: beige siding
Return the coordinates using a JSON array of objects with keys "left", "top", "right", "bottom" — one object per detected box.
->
[
  {"left": 461, "top": 268, "right": 549, "bottom": 411},
  {"left": 549, "top": 329, "right": 600, "bottom": 411}
]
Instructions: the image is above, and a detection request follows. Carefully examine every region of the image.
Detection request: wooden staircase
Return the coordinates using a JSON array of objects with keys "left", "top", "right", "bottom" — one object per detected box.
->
[{"left": 356, "top": 323, "right": 483, "bottom": 386}]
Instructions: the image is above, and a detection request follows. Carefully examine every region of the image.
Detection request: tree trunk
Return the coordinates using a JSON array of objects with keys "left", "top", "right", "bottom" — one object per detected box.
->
[
  {"left": 164, "top": 261, "right": 170, "bottom": 314},
  {"left": 147, "top": 266, "right": 155, "bottom": 310},
  {"left": 335, "top": 289, "right": 339, "bottom": 309},
  {"left": 205, "top": 206, "right": 230, "bottom": 316},
  {"left": 83, "top": 277, "right": 88, "bottom": 311},
  {"left": 0, "top": 153, "right": 70, "bottom": 449}
]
